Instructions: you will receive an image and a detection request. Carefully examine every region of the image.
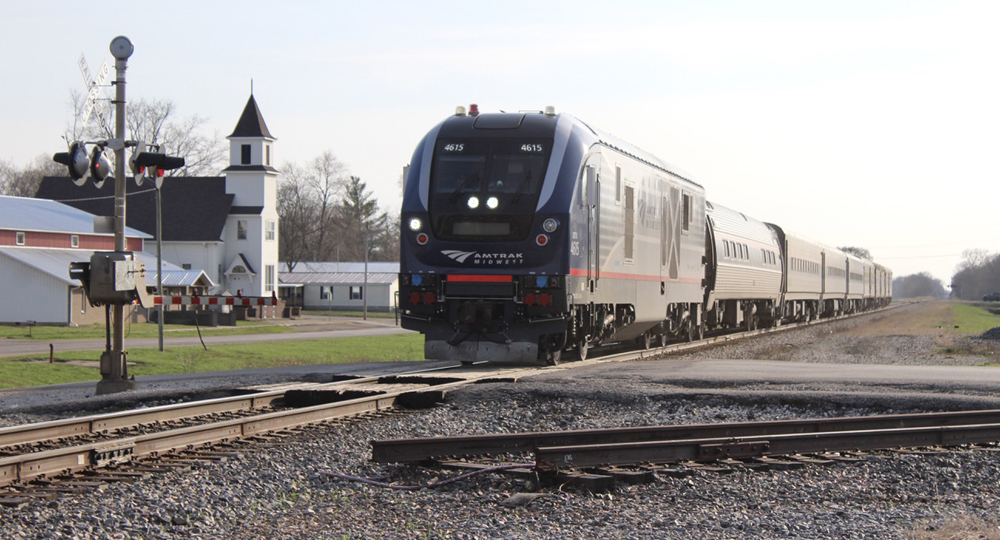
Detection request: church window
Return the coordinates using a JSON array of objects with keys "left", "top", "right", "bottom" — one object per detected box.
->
[
  {"left": 237, "top": 220, "right": 248, "bottom": 240},
  {"left": 265, "top": 265, "right": 275, "bottom": 293},
  {"left": 265, "top": 220, "right": 275, "bottom": 241},
  {"left": 241, "top": 144, "right": 251, "bottom": 165}
]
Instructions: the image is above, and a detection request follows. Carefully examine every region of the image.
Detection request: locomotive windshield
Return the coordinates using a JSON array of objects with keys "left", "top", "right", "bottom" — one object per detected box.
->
[{"left": 429, "top": 138, "right": 552, "bottom": 241}]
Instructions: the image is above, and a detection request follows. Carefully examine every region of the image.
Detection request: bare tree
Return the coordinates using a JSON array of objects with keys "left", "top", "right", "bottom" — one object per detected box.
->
[
  {"left": 304, "top": 151, "right": 348, "bottom": 261},
  {"left": 64, "top": 92, "right": 227, "bottom": 177},
  {"left": 839, "top": 246, "right": 873, "bottom": 260},
  {"left": 277, "top": 162, "right": 319, "bottom": 272},
  {"left": 893, "top": 272, "right": 946, "bottom": 299},
  {"left": 0, "top": 154, "right": 66, "bottom": 197}
]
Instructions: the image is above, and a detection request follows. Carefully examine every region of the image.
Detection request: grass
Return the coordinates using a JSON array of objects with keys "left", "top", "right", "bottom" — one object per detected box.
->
[
  {"left": 0, "top": 333, "right": 425, "bottom": 389},
  {"left": 951, "top": 303, "right": 1000, "bottom": 335},
  {"left": 302, "top": 309, "right": 398, "bottom": 319},
  {"left": 0, "top": 320, "right": 292, "bottom": 341}
]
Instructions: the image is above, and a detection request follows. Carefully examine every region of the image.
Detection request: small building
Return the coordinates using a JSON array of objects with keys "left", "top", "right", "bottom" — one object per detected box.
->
[
  {"left": 279, "top": 262, "right": 399, "bottom": 312},
  {"left": 0, "top": 196, "right": 162, "bottom": 325}
]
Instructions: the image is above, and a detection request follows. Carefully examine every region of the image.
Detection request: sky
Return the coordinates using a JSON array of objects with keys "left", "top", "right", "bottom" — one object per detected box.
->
[{"left": 2, "top": 0, "right": 998, "bottom": 287}]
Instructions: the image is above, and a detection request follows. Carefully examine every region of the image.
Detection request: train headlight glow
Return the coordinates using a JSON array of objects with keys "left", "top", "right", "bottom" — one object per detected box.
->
[
  {"left": 542, "top": 218, "right": 559, "bottom": 232},
  {"left": 486, "top": 196, "right": 499, "bottom": 209},
  {"left": 408, "top": 217, "right": 422, "bottom": 231},
  {"left": 467, "top": 196, "right": 480, "bottom": 209}
]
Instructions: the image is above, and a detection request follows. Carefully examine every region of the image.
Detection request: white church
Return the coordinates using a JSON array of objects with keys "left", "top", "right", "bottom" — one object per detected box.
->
[{"left": 37, "top": 94, "right": 280, "bottom": 298}]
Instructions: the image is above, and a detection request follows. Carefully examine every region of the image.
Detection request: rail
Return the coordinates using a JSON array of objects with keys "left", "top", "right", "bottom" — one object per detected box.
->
[{"left": 372, "top": 409, "right": 1000, "bottom": 470}]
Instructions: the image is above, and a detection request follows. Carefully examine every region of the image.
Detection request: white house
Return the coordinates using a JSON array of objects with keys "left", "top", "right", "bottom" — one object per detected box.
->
[{"left": 280, "top": 262, "right": 399, "bottom": 312}]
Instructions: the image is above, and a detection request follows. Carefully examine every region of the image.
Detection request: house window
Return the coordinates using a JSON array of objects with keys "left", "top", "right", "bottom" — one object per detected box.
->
[
  {"left": 265, "top": 220, "right": 275, "bottom": 241},
  {"left": 350, "top": 286, "right": 363, "bottom": 300},
  {"left": 265, "top": 265, "right": 275, "bottom": 293},
  {"left": 237, "top": 220, "right": 248, "bottom": 240},
  {"left": 320, "top": 286, "right": 331, "bottom": 300},
  {"left": 15, "top": 232, "right": 25, "bottom": 245},
  {"left": 182, "top": 263, "right": 192, "bottom": 270},
  {"left": 241, "top": 144, "right": 251, "bottom": 165},
  {"left": 71, "top": 235, "right": 79, "bottom": 248}
]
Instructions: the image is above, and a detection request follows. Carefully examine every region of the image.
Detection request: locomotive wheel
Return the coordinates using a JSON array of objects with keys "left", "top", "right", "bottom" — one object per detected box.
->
[
  {"left": 685, "top": 321, "right": 695, "bottom": 342},
  {"left": 572, "top": 340, "right": 588, "bottom": 361},
  {"left": 639, "top": 332, "right": 654, "bottom": 350},
  {"left": 545, "top": 348, "right": 562, "bottom": 366},
  {"left": 696, "top": 320, "right": 705, "bottom": 340}
]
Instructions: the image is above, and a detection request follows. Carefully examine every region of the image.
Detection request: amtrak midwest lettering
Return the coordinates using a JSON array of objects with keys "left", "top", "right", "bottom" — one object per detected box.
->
[{"left": 442, "top": 250, "right": 524, "bottom": 265}]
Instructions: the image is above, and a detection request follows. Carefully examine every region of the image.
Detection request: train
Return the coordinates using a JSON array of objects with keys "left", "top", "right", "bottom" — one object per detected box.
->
[{"left": 398, "top": 106, "right": 892, "bottom": 365}]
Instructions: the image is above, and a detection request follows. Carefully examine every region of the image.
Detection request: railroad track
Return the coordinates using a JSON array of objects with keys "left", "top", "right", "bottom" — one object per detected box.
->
[
  {"left": 371, "top": 408, "right": 1000, "bottom": 489},
  {"left": 0, "top": 305, "right": 896, "bottom": 503}
]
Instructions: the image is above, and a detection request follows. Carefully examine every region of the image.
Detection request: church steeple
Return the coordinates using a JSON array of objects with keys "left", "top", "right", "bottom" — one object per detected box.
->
[
  {"left": 229, "top": 94, "right": 274, "bottom": 139},
  {"left": 225, "top": 93, "right": 276, "bottom": 173}
]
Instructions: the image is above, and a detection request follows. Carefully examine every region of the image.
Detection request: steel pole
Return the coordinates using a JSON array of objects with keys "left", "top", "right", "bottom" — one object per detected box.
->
[{"left": 97, "top": 37, "right": 136, "bottom": 395}]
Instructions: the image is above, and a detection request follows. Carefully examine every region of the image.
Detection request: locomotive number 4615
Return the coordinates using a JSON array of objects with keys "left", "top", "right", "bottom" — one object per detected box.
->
[{"left": 520, "top": 144, "right": 544, "bottom": 152}]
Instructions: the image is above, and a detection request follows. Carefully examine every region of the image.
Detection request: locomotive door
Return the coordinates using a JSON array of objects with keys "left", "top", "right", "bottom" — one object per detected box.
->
[{"left": 585, "top": 165, "right": 599, "bottom": 292}]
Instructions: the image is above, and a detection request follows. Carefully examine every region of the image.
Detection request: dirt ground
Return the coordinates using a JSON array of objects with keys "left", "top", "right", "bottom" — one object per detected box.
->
[{"left": 831, "top": 300, "right": 956, "bottom": 337}]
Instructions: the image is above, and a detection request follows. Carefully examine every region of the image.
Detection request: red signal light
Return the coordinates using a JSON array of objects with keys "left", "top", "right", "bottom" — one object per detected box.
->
[
  {"left": 416, "top": 233, "right": 429, "bottom": 245},
  {"left": 409, "top": 292, "right": 421, "bottom": 305},
  {"left": 422, "top": 292, "right": 436, "bottom": 304},
  {"left": 524, "top": 293, "right": 536, "bottom": 306},
  {"left": 536, "top": 234, "right": 549, "bottom": 246}
]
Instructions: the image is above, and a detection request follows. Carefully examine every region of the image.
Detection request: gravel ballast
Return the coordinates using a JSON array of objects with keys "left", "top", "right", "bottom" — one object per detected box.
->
[{"left": 3, "top": 303, "right": 1000, "bottom": 539}]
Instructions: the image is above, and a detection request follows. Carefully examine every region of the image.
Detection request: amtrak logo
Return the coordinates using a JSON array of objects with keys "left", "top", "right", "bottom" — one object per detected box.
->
[
  {"left": 442, "top": 250, "right": 525, "bottom": 265},
  {"left": 442, "top": 250, "right": 477, "bottom": 263}
]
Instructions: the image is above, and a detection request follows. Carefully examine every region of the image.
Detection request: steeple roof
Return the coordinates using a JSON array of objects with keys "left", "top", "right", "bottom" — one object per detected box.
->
[{"left": 229, "top": 94, "right": 274, "bottom": 139}]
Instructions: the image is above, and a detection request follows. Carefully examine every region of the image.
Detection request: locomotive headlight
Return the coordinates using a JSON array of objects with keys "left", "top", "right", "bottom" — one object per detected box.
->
[
  {"left": 408, "top": 217, "right": 422, "bottom": 231},
  {"left": 542, "top": 218, "right": 559, "bottom": 233},
  {"left": 486, "top": 196, "right": 499, "bottom": 209},
  {"left": 467, "top": 196, "right": 480, "bottom": 209}
]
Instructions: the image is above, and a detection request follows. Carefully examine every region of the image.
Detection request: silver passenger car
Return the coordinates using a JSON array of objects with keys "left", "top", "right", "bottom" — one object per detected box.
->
[{"left": 705, "top": 202, "right": 782, "bottom": 330}]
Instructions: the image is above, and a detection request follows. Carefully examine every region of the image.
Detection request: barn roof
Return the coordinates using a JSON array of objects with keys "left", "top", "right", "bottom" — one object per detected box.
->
[{"left": 0, "top": 195, "right": 148, "bottom": 237}]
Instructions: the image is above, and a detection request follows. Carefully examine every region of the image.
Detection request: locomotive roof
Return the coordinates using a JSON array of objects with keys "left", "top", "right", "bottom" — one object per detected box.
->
[
  {"left": 573, "top": 116, "right": 702, "bottom": 189},
  {"left": 438, "top": 110, "right": 701, "bottom": 189}
]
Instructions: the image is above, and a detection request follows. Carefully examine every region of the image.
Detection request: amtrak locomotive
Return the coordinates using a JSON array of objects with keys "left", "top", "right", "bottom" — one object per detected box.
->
[{"left": 398, "top": 106, "right": 892, "bottom": 365}]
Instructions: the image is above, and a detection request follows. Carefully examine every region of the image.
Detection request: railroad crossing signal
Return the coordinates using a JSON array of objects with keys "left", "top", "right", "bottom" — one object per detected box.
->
[
  {"left": 52, "top": 141, "right": 90, "bottom": 186},
  {"left": 52, "top": 141, "right": 114, "bottom": 188},
  {"left": 89, "top": 146, "right": 112, "bottom": 188},
  {"left": 134, "top": 151, "right": 185, "bottom": 189}
]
